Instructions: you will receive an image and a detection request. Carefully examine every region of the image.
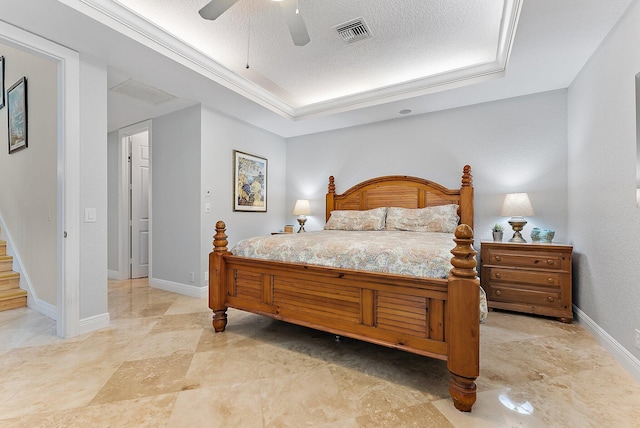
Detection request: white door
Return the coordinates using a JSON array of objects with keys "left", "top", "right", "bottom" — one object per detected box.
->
[{"left": 130, "top": 131, "right": 149, "bottom": 278}]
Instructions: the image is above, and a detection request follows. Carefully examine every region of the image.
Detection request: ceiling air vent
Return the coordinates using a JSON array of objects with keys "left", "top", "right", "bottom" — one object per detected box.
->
[
  {"left": 109, "top": 78, "right": 176, "bottom": 105},
  {"left": 335, "top": 18, "right": 372, "bottom": 44}
]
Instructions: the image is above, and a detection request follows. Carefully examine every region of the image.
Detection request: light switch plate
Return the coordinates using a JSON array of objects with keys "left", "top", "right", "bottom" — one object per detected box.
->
[{"left": 84, "top": 208, "right": 96, "bottom": 223}]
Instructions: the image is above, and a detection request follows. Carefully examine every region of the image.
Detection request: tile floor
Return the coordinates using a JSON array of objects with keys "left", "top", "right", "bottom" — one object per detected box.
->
[{"left": 1, "top": 278, "right": 639, "bottom": 427}]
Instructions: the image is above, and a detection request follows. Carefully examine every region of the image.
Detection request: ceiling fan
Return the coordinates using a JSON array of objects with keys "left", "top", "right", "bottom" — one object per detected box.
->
[{"left": 199, "top": 0, "right": 310, "bottom": 46}]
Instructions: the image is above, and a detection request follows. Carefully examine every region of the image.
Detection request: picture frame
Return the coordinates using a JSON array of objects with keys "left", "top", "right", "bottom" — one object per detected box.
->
[
  {"left": 8, "top": 76, "right": 27, "bottom": 154},
  {"left": 0, "top": 56, "right": 5, "bottom": 109},
  {"left": 233, "top": 150, "right": 267, "bottom": 212}
]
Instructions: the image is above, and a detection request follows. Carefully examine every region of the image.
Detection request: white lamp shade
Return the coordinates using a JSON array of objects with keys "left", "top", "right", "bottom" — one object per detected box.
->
[
  {"left": 501, "top": 193, "right": 534, "bottom": 217},
  {"left": 293, "top": 199, "right": 311, "bottom": 216}
]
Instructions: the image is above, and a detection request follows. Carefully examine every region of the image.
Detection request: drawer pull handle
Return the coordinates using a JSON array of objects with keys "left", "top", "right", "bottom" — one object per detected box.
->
[
  {"left": 547, "top": 259, "right": 554, "bottom": 265},
  {"left": 495, "top": 290, "right": 502, "bottom": 296},
  {"left": 547, "top": 277, "right": 554, "bottom": 283},
  {"left": 547, "top": 296, "right": 555, "bottom": 302},
  {"left": 495, "top": 256, "right": 501, "bottom": 262},
  {"left": 495, "top": 273, "right": 502, "bottom": 279}
]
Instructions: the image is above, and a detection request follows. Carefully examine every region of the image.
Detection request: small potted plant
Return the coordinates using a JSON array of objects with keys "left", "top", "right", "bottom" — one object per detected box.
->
[{"left": 492, "top": 224, "right": 503, "bottom": 242}]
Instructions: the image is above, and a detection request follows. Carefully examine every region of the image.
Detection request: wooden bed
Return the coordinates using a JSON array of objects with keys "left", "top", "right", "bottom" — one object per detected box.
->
[{"left": 209, "top": 165, "right": 480, "bottom": 412}]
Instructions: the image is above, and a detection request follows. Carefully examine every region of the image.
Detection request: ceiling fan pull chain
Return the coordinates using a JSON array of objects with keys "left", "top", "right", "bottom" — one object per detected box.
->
[{"left": 246, "top": 18, "right": 251, "bottom": 69}]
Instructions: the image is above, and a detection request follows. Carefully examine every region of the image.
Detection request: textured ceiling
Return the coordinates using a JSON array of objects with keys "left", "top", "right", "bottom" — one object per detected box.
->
[
  {"left": 0, "top": 0, "right": 633, "bottom": 137},
  {"left": 104, "top": 0, "right": 520, "bottom": 117}
]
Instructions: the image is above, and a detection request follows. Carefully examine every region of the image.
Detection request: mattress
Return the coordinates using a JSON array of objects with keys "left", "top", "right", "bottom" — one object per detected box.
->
[{"left": 231, "top": 230, "right": 455, "bottom": 279}]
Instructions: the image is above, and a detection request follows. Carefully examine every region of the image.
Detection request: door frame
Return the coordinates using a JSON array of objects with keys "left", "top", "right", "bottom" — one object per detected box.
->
[
  {"left": 0, "top": 21, "right": 81, "bottom": 338},
  {"left": 117, "top": 120, "right": 152, "bottom": 280}
]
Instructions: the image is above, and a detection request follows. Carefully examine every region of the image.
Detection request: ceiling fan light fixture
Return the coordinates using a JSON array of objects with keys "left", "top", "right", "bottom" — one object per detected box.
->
[{"left": 200, "top": 0, "right": 309, "bottom": 46}]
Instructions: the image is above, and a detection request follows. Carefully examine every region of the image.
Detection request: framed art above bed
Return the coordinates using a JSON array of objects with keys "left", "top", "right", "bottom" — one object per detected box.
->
[{"left": 233, "top": 150, "right": 267, "bottom": 212}]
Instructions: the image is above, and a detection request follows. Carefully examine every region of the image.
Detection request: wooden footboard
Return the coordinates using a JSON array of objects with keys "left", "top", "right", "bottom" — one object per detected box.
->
[{"left": 209, "top": 222, "right": 480, "bottom": 412}]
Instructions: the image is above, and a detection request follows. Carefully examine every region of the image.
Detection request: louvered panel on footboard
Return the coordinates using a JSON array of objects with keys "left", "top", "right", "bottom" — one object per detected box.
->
[
  {"left": 274, "top": 278, "right": 361, "bottom": 324},
  {"left": 225, "top": 259, "right": 449, "bottom": 358},
  {"left": 376, "top": 291, "right": 445, "bottom": 341},
  {"left": 377, "top": 292, "right": 427, "bottom": 337},
  {"left": 233, "top": 270, "right": 263, "bottom": 300}
]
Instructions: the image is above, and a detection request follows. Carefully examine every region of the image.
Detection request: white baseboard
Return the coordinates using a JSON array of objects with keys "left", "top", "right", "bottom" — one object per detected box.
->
[
  {"left": 77, "top": 312, "right": 111, "bottom": 336},
  {"left": 149, "top": 277, "right": 207, "bottom": 299},
  {"left": 27, "top": 296, "right": 58, "bottom": 321},
  {"left": 574, "top": 305, "right": 640, "bottom": 383},
  {"left": 107, "top": 269, "right": 121, "bottom": 280}
]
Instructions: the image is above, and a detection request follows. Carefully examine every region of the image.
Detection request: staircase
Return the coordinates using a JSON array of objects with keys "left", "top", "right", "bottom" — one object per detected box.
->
[{"left": 0, "top": 230, "right": 27, "bottom": 311}]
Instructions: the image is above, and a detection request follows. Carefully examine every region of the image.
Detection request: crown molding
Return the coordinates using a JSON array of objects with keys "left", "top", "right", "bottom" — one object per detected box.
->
[{"left": 61, "top": 0, "right": 522, "bottom": 120}]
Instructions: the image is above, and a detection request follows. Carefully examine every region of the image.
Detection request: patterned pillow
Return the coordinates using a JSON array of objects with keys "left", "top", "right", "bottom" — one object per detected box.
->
[
  {"left": 385, "top": 205, "right": 459, "bottom": 233},
  {"left": 325, "top": 207, "right": 388, "bottom": 231}
]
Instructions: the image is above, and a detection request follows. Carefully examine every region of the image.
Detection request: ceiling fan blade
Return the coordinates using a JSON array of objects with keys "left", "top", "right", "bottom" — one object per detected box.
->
[
  {"left": 199, "top": 0, "right": 240, "bottom": 20},
  {"left": 279, "top": 0, "right": 310, "bottom": 46}
]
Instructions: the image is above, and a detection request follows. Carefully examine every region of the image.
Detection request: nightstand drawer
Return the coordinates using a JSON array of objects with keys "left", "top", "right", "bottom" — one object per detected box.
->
[
  {"left": 487, "top": 284, "right": 562, "bottom": 308},
  {"left": 486, "top": 268, "right": 563, "bottom": 288},
  {"left": 484, "top": 248, "right": 567, "bottom": 271}
]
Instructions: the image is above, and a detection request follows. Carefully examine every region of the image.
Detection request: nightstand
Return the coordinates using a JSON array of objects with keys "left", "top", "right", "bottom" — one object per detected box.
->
[{"left": 480, "top": 241, "right": 573, "bottom": 323}]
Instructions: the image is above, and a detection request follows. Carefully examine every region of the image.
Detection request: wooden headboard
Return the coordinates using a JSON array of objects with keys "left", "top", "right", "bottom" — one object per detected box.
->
[{"left": 325, "top": 165, "right": 474, "bottom": 229}]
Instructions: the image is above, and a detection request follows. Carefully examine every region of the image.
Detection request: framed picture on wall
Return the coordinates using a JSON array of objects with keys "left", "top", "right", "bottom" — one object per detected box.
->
[
  {"left": 8, "top": 76, "right": 27, "bottom": 154},
  {"left": 0, "top": 56, "right": 5, "bottom": 109},
  {"left": 233, "top": 150, "right": 267, "bottom": 212}
]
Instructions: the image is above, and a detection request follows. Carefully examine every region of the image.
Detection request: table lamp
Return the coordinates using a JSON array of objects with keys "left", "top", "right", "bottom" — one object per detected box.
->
[
  {"left": 501, "top": 193, "right": 534, "bottom": 242},
  {"left": 293, "top": 199, "right": 311, "bottom": 232}
]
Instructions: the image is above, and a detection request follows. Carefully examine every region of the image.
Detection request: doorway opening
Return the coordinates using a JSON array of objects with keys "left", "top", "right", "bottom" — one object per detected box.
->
[{"left": 118, "top": 121, "right": 151, "bottom": 280}]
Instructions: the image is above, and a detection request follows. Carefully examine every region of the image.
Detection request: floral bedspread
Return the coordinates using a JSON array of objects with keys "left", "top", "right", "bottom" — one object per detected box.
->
[{"left": 231, "top": 230, "right": 455, "bottom": 279}]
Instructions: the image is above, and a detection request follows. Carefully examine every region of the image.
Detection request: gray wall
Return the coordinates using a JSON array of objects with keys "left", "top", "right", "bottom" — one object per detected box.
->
[
  {"left": 0, "top": 38, "right": 109, "bottom": 325},
  {"left": 286, "top": 90, "right": 569, "bottom": 246},
  {"left": 0, "top": 41, "right": 58, "bottom": 306},
  {"left": 201, "top": 105, "right": 288, "bottom": 264},
  {"left": 151, "top": 104, "right": 202, "bottom": 287},
  {"left": 107, "top": 130, "right": 119, "bottom": 274},
  {"left": 109, "top": 105, "right": 287, "bottom": 292},
  {"left": 78, "top": 54, "right": 109, "bottom": 320},
  {"left": 568, "top": 0, "right": 640, "bottom": 360}
]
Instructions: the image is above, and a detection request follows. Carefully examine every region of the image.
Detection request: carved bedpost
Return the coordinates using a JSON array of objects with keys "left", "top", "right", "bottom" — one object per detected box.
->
[
  {"left": 461, "top": 165, "right": 472, "bottom": 188},
  {"left": 447, "top": 224, "right": 480, "bottom": 412},
  {"left": 209, "top": 221, "right": 231, "bottom": 332},
  {"left": 459, "top": 165, "right": 474, "bottom": 231},
  {"left": 326, "top": 176, "right": 336, "bottom": 222}
]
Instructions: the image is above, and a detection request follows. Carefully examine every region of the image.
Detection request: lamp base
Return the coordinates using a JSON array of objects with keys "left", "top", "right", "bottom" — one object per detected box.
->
[
  {"left": 296, "top": 217, "right": 307, "bottom": 233},
  {"left": 508, "top": 219, "right": 527, "bottom": 243}
]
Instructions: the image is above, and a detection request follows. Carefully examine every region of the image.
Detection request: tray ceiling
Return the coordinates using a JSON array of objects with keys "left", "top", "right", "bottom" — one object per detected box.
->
[{"left": 79, "top": 0, "right": 522, "bottom": 119}]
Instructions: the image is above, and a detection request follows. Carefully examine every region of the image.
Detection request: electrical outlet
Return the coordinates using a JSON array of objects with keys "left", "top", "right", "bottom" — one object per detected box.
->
[
  {"left": 205, "top": 271, "right": 209, "bottom": 281},
  {"left": 635, "top": 329, "right": 640, "bottom": 350},
  {"left": 189, "top": 272, "right": 195, "bottom": 283}
]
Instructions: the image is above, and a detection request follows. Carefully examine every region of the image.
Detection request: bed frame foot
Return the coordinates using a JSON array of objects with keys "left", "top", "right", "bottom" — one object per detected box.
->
[
  {"left": 449, "top": 374, "right": 477, "bottom": 412},
  {"left": 212, "top": 309, "right": 228, "bottom": 332}
]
